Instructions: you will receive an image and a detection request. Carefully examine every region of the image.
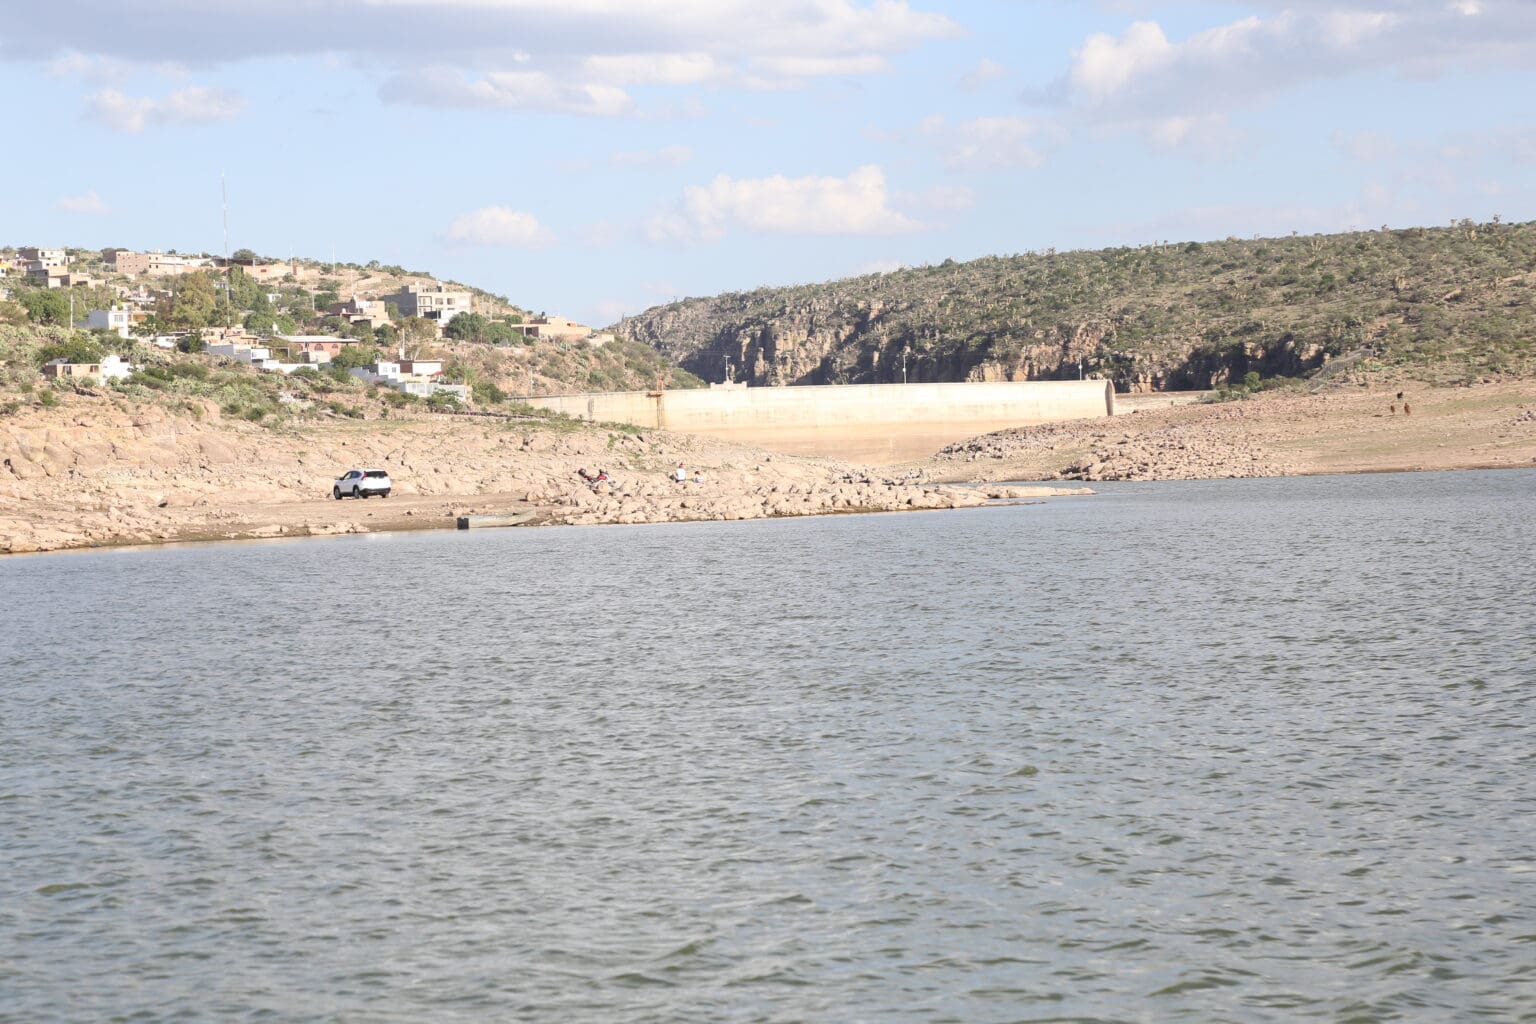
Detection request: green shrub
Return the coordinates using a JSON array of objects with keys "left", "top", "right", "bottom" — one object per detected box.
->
[
  {"left": 472, "top": 379, "right": 506, "bottom": 404},
  {"left": 35, "top": 338, "right": 104, "bottom": 366}
]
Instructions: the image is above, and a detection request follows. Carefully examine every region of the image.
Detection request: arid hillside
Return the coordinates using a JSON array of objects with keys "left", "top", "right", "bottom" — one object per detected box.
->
[{"left": 615, "top": 219, "right": 1536, "bottom": 392}]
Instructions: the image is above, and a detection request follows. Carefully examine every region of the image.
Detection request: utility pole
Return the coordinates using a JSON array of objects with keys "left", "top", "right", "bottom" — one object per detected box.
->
[
  {"left": 221, "top": 173, "right": 234, "bottom": 329},
  {"left": 901, "top": 347, "right": 909, "bottom": 384}
]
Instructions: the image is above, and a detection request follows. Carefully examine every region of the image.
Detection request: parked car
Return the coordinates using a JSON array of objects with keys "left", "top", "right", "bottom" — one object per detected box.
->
[{"left": 333, "top": 469, "right": 391, "bottom": 499}]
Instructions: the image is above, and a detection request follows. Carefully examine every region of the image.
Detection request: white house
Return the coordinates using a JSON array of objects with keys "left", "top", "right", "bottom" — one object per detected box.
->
[
  {"left": 83, "top": 308, "right": 134, "bottom": 339},
  {"left": 205, "top": 341, "right": 311, "bottom": 375},
  {"left": 349, "top": 360, "right": 468, "bottom": 401},
  {"left": 41, "top": 354, "right": 135, "bottom": 382},
  {"left": 100, "top": 354, "right": 135, "bottom": 381}
]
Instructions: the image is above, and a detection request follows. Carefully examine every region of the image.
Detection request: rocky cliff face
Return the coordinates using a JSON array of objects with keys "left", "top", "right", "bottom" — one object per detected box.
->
[
  {"left": 616, "top": 220, "right": 1536, "bottom": 391},
  {"left": 622, "top": 301, "right": 1330, "bottom": 393}
]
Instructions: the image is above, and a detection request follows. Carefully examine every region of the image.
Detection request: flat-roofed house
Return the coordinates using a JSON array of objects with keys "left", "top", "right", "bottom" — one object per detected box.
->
[
  {"left": 83, "top": 307, "right": 139, "bottom": 339},
  {"left": 274, "top": 334, "right": 350, "bottom": 363},
  {"left": 20, "top": 247, "right": 67, "bottom": 267},
  {"left": 106, "top": 251, "right": 152, "bottom": 275},
  {"left": 327, "top": 295, "right": 392, "bottom": 330},
  {"left": 511, "top": 315, "right": 593, "bottom": 342},
  {"left": 42, "top": 358, "right": 101, "bottom": 380},
  {"left": 381, "top": 283, "right": 471, "bottom": 325}
]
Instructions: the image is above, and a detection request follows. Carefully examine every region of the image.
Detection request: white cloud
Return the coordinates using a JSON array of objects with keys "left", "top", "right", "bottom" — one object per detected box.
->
[
  {"left": 1055, "top": 4, "right": 1536, "bottom": 125},
  {"left": 582, "top": 53, "right": 719, "bottom": 86},
  {"left": 48, "top": 52, "right": 187, "bottom": 82},
  {"left": 610, "top": 144, "right": 693, "bottom": 168},
  {"left": 380, "top": 69, "right": 632, "bottom": 116},
  {"left": 56, "top": 191, "right": 110, "bottom": 215},
  {"left": 443, "top": 207, "right": 555, "bottom": 246},
  {"left": 5, "top": 1, "right": 959, "bottom": 116},
  {"left": 960, "top": 58, "right": 1007, "bottom": 90},
  {"left": 84, "top": 85, "right": 245, "bottom": 133},
  {"left": 160, "top": 85, "right": 245, "bottom": 123},
  {"left": 1145, "top": 113, "right": 1238, "bottom": 155},
  {"left": 647, "top": 165, "right": 919, "bottom": 242},
  {"left": 85, "top": 89, "right": 155, "bottom": 133},
  {"left": 922, "top": 115, "right": 1051, "bottom": 172},
  {"left": 748, "top": 54, "right": 890, "bottom": 80}
]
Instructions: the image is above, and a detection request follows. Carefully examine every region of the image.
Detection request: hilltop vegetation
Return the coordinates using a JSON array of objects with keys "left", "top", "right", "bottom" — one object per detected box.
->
[{"left": 615, "top": 219, "right": 1536, "bottom": 391}]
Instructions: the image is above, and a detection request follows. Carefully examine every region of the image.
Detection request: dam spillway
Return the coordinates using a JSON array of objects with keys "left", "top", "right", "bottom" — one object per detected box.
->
[{"left": 524, "top": 380, "right": 1116, "bottom": 464}]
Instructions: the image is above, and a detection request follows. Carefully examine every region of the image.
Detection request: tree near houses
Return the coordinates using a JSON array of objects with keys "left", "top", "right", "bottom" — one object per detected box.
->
[
  {"left": 329, "top": 344, "right": 380, "bottom": 370},
  {"left": 20, "top": 290, "right": 72, "bottom": 326},
  {"left": 166, "top": 271, "right": 219, "bottom": 330},
  {"left": 397, "top": 316, "right": 437, "bottom": 345},
  {"left": 131, "top": 314, "right": 170, "bottom": 339},
  {"left": 444, "top": 311, "right": 489, "bottom": 341}
]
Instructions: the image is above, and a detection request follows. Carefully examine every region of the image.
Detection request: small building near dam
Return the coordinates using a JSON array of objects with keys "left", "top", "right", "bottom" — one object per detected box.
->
[{"left": 524, "top": 380, "right": 1116, "bottom": 463}]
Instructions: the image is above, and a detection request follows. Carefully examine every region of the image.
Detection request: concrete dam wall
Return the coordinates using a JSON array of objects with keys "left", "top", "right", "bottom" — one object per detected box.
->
[{"left": 526, "top": 380, "right": 1115, "bottom": 463}]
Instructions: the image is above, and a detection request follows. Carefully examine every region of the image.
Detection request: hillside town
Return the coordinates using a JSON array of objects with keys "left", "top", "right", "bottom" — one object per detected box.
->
[{"left": 0, "top": 244, "right": 625, "bottom": 402}]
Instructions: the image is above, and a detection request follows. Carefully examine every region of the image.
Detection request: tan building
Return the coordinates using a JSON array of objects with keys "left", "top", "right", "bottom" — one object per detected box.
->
[
  {"left": 21, "top": 247, "right": 67, "bottom": 267},
  {"left": 42, "top": 359, "right": 101, "bottom": 380},
  {"left": 28, "top": 267, "right": 70, "bottom": 289},
  {"left": 151, "top": 253, "right": 211, "bottom": 275},
  {"left": 382, "top": 283, "right": 472, "bottom": 324},
  {"left": 106, "top": 251, "right": 152, "bottom": 274},
  {"left": 327, "top": 295, "right": 392, "bottom": 330},
  {"left": 274, "top": 334, "right": 351, "bottom": 362},
  {"left": 512, "top": 315, "right": 592, "bottom": 342}
]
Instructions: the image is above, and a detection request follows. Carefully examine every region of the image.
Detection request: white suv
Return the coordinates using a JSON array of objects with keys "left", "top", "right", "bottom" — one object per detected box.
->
[{"left": 333, "top": 468, "right": 392, "bottom": 499}]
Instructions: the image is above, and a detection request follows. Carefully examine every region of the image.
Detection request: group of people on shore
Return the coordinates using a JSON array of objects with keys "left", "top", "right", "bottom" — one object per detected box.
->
[{"left": 672, "top": 462, "right": 706, "bottom": 484}]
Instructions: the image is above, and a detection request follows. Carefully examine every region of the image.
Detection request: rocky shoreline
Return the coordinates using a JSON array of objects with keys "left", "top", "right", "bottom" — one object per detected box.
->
[
  {"left": 930, "top": 381, "right": 1536, "bottom": 483},
  {"left": 5, "top": 380, "right": 1533, "bottom": 555},
  {"left": 0, "top": 397, "right": 1090, "bottom": 554}
]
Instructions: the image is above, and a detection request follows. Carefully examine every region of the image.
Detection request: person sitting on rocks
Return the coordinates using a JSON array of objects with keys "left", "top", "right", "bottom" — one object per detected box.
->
[
  {"left": 692, "top": 469, "right": 705, "bottom": 484},
  {"left": 673, "top": 462, "right": 687, "bottom": 483}
]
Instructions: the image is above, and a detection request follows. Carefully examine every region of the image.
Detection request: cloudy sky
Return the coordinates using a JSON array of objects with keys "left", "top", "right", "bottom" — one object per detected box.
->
[{"left": 5, "top": 1, "right": 1535, "bottom": 326}]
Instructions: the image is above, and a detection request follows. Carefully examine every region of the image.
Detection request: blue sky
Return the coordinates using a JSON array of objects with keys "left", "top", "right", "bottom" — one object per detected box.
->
[{"left": 4, "top": 0, "right": 1535, "bottom": 327}]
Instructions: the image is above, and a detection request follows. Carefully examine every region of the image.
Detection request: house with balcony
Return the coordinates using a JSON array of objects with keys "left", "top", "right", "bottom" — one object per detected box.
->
[
  {"left": 381, "top": 283, "right": 471, "bottom": 327},
  {"left": 327, "top": 295, "right": 392, "bottom": 331}
]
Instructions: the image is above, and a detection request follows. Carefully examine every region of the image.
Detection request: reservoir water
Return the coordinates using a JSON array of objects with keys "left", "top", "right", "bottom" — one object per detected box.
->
[{"left": 3, "top": 470, "right": 1534, "bottom": 1023}]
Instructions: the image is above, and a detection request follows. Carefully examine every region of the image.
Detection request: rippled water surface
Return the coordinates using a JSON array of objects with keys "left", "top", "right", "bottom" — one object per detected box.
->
[{"left": 4, "top": 470, "right": 1535, "bottom": 1023}]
